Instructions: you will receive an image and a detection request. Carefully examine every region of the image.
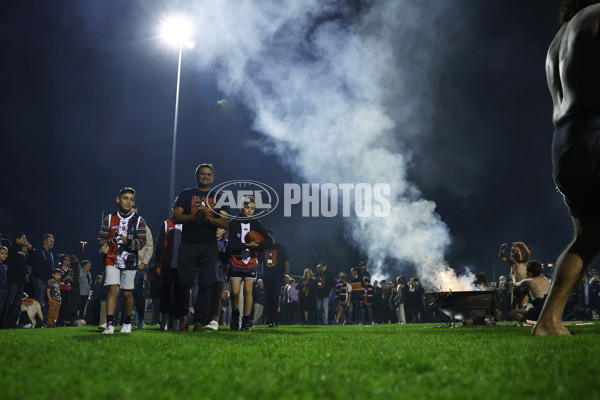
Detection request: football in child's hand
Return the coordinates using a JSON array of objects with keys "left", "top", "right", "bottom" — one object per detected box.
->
[{"left": 245, "top": 231, "right": 264, "bottom": 243}]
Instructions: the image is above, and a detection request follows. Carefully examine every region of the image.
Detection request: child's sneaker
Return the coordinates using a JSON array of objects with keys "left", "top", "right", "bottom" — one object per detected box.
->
[
  {"left": 102, "top": 325, "right": 114, "bottom": 335},
  {"left": 121, "top": 323, "right": 132, "bottom": 334}
]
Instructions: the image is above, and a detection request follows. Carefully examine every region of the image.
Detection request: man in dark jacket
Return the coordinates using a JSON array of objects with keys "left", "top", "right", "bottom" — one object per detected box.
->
[
  {"left": 32, "top": 234, "right": 55, "bottom": 320},
  {"left": 3, "top": 232, "right": 34, "bottom": 328}
]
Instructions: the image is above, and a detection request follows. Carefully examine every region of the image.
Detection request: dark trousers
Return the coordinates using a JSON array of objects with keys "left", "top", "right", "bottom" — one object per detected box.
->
[
  {"left": 3, "top": 283, "right": 24, "bottom": 328},
  {"left": 174, "top": 242, "right": 217, "bottom": 324},
  {"left": 160, "top": 267, "right": 178, "bottom": 314},
  {"left": 264, "top": 279, "right": 283, "bottom": 325},
  {"left": 133, "top": 280, "right": 146, "bottom": 323},
  {"left": 79, "top": 295, "right": 89, "bottom": 320},
  {"left": 32, "top": 276, "right": 48, "bottom": 320}
]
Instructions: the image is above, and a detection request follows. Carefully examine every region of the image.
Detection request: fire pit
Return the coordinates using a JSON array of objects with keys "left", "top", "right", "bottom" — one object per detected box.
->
[{"left": 425, "top": 290, "right": 497, "bottom": 326}]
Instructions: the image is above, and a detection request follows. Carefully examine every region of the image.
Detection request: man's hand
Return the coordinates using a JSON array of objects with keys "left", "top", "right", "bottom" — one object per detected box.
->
[
  {"left": 120, "top": 236, "right": 128, "bottom": 245},
  {"left": 70, "top": 255, "right": 79, "bottom": 264},
  {"left": 138, "top": 263, "right": 147, "bottom": 270},
  {"left": 245, "top": 241, "right": 259, "bottom": 248},
  {"left": 101, "top": 244, "right": 109, "bottom": 254}
]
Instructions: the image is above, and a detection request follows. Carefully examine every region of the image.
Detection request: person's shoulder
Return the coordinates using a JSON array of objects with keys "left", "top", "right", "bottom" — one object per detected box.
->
[{"left": 567, "top": 5, "right": 600, "bottom": 37}]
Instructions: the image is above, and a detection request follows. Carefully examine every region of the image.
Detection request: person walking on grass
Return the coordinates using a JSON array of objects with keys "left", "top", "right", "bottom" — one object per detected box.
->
[
  {"left": 98, "top": 187, "right": 148, "bottom": 335},
  {"left": 227, "top": 196, "right": 273, "bottom": 331},
  {"left": 172, "top": 163, "right": 228, "bottom": 332}
]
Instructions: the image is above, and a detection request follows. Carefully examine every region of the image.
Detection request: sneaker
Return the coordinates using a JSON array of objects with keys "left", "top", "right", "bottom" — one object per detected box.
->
[
  {"left": 179, "top": 316, "right": 189, "bottom": 332},
  {"left": 160, "top": 313, "right": 169, "bottom": 331},
  {"left": 102, "top": 325, "right": 115, "bottom": 335},
  {"left": 99, "top": 323, "right": 107, "bottom": 330},
  {"left": 230, "top": 310, "right": 240, "bottom": 331},
  {"left": 193, "top": 322, "right": 205, "bottom": 332},
  {"left": 204, "top": 320, "right": 219, "bottom": 331},
  {"left": 137, "top": 321, "right": 146, "bottom": 330},
  {"left": 121, "top": 323, "right": 132, "bottom": 334}
]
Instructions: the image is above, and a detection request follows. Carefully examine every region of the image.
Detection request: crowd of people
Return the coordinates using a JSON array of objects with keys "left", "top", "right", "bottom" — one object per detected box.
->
[{"left": 2, "top": 163, "right": 600, "bottom": 333}]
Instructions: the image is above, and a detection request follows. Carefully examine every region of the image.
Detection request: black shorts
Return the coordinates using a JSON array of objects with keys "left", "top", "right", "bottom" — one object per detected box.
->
[
  {"left": 228, "top": 265, "right": 257, "bottom": 281},
  {"left": 552, "top": 111, "right": 600, "bottom": 218}
]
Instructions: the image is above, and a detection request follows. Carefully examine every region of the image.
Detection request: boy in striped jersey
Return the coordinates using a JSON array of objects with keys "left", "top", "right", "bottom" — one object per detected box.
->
[{"left": 98, "top": 187, "right": 147, "bottom": 334}]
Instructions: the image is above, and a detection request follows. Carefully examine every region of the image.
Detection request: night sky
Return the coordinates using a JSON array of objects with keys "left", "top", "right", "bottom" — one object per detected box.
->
[{"left": 1, "top": 1, "right": 585, "bottom": 282}]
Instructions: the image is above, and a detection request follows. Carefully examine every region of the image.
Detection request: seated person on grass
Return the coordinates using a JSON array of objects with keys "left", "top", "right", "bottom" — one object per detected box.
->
[{"left": 509, "top": 260, "right": 550, "bottom": 323}]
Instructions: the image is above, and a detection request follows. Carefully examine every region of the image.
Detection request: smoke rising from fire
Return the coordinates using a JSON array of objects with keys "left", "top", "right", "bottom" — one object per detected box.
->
[{"left": 183, "top": 0, "right": 474, "bottom": 289}]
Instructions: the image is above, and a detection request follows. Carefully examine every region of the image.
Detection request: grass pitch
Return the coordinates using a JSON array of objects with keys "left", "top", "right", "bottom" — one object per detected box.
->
[{"left": 1, "top": 322, "right": 599, "bottom": 400}]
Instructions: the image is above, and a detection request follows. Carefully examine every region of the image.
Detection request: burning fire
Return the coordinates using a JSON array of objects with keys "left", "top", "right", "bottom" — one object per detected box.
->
[{"left": 431, "top": 266, "right": 476, "bottom": 292}]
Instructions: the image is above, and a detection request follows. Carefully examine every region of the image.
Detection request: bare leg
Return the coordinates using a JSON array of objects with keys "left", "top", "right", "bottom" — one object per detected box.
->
[
  {"left": 243, "top": 280, "right": 253, "bottom": 315},
  {"left": 230, "top": 280, "right": 241, "bottom": 312},
  {"left": 533, "top": 217, "right": 600, "bottom": 336},
  {"left": 105, "top": 285, "right": 120, "bottom": 316},
  {"left": 122, "top": 290, "right": 133, "bottom": 316}
]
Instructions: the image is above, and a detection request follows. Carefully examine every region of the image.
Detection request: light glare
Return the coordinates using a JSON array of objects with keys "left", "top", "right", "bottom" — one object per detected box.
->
[{"left": 161, "top": 16, "right": 192, "bottom": 45}]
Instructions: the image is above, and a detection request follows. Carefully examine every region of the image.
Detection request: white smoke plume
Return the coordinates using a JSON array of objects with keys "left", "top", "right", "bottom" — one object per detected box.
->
[{"left": 185, "top": 0, "right": 474, "bottom": 291}]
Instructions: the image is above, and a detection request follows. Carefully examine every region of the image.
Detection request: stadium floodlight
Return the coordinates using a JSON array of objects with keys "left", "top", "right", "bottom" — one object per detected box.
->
[{"left": 160, "top": 16, "right": 193, "bottom": 46}]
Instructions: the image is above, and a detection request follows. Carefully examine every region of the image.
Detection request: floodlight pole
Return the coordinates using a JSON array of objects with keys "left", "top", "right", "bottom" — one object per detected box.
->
[{"left": 168, "top": 43, "right": 183, "bottom": 214}]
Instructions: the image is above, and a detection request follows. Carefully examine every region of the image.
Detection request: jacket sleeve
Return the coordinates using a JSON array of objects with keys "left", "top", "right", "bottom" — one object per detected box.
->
[{"left": 137, "top": 225, "right": 154, "bottom": 266}]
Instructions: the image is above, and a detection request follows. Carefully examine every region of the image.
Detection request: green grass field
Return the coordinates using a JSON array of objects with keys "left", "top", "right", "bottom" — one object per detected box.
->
[{"left": 1, "top": 322, "right": 599, "bottom": 400}]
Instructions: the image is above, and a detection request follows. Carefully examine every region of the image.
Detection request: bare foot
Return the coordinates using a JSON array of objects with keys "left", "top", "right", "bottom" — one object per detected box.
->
[{"left": 532, "top": 318, "right": 572, "bottom": 336}]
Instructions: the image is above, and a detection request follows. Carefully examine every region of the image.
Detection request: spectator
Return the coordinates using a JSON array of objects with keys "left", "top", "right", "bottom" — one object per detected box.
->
[
  {"left": 132, "top": 205, "right": 153, "bottom": 330},
  {"left": 3, "top": 232, "right": 34, "bottom": 328},
  {"left": 253, "top": 279, "right": 266, "bottom": 325},
  {"left": 315, "top": 262, "right": 335, "bottom": 325},
  {"left": 154, "top": 218, "right": 182, "bottom": 331},
  {"left": 297, "top": 268, "right": 318, "bottom": 325},
  {"left": 286, "top": 278, "right": 299, "bottom": 324},
  {"left": 260, "top": 230, "right": 290, "bottom": 328},
  {"left": 406, "top": 276, "right": 425, "bottom": 323},
  {"left": 395, "top": 276, "right": 408, "bottom": 324},
  {"left": 335, "top": 273, "right": 352, "bottom": 325},
  {"left": 56, "top": 254, "right": 74, "bottom": 326},
  {"left": 46, "top": 269, "right": 62, "bottom": 327},
  {"left": 349, "top": 267, "right": 362, "bottom": 323},
  {"left": 388, "top": 281, "right": 399, "bottom": 323},
  {"left": 31, "top": 234, "right": 54, "bottom": 321},
  {"left": 357, "top": 261, "right": 371, "bottom": 283},
  {"left": 372, "top": 280, "right": 382, "bottom": 323},
  {"left": 79, "top": 260, "right": 93, "bottom": 321},
  {"left": 361, "top": 277, "right": 374, "bottom": 324}
]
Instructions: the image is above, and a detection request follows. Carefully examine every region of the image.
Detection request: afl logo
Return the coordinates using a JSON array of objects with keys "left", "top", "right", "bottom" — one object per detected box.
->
[{"left": 208, "top": 180, "right": 279, "bottom": 220}]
